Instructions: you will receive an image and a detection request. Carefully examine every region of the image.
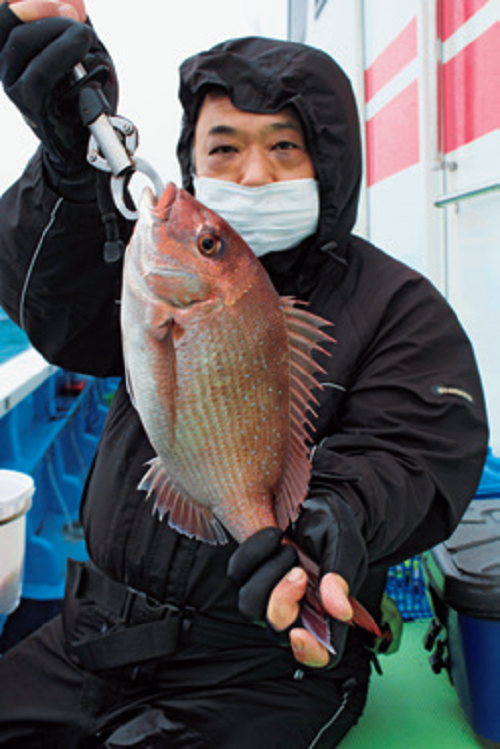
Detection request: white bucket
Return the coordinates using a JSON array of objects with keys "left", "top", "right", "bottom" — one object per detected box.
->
[{"left": 0, "top": 470, "right": 34, "bottom": 615}]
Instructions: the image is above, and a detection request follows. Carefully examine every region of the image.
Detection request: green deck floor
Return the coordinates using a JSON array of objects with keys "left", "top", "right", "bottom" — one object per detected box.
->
[{"left": 341, "top": 619, "right": 492, "bottom": 748}]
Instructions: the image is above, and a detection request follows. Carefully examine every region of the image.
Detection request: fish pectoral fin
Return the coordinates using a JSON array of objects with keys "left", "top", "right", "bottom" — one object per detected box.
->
[
  {"left": 125, "top": 319, "right": 177, "bottom": 447},
  {"left": 163, "top": 318, "right": 177, "bottom": 446},
  {"left": 139, "top": 457, "right": 228, "bottom": 545}
]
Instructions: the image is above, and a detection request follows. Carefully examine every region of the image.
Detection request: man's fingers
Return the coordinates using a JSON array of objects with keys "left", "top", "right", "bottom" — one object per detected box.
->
[
  {"left": 5, "top": 1, "right": 84, "bottom": 22},
  {"left": 267, "top": 569, "right": 354, "bottom": 669},
  {"left": 266, "top": 567, "right": 308, "bottom": 632},
  {"left": 288, "top": 575, "right": 353, "bottom": 668},
  {"left": 290, "top": 628, "right": 330, "bottom": 668},
  {"left": 320, "top": 572, "right": 353, "bottom": 622}
]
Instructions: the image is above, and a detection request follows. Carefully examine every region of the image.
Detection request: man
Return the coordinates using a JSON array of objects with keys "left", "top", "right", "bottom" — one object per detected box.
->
[{"left": 0, "top": 1, "right": 488, "bottom": 747}]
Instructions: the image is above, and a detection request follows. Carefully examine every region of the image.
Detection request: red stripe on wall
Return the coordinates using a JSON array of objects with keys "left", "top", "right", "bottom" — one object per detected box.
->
[
  {"left": 443, "top": 22, "right": 500, "bottom": 152},
  {"left": 366, "top": 80, "right": 420, "bottom": 187},
  {"left": 365, "top": 17, "right": 418, "bottom": 102},
  {"left": 439, "top": 0, "right": 489, "bottom": 42}
]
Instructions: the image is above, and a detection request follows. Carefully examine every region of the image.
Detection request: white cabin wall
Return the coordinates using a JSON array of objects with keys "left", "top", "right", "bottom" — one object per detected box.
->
[
  {"left": 304, "top": 1, "right": 369, "bottom": 238},
  {"left": 290, "top": 0, "right": 500, "bottom": 451},
  {"left": 436, "top": 0, "right": 500, "bottom": 450},
  {"left": 303, "top": 2, "right": 448, "bottom": 286}
]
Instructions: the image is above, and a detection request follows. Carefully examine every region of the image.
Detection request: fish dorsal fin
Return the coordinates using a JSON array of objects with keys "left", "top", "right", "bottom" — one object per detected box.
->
[
  {"left": 139, "top": 457, "right": 228, "bottom": 545},
  {"left": 275, "top": 297, "right": 335, "bottom": 528}
]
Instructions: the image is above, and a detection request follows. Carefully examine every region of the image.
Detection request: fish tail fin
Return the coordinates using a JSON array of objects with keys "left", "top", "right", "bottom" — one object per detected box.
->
[
  {"left": 301, "top": 582, "right": 336, "bottom": 654},
  {"left": 300, "top": 573, "right": 382, "bottom": 653},
  {"left": 348, "top": 596, "right": 382, "bottom": 638},
  {"left": 301, "top": 588, "right": 383, "bottom": 657},
  {"left": 288, "top": 542, "right": 382, "bottom": 650}
]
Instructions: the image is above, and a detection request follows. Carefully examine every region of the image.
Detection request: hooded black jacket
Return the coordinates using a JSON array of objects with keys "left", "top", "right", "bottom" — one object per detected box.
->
[{"left": 0, "top": 37, "right": 488, "bottom": 680}]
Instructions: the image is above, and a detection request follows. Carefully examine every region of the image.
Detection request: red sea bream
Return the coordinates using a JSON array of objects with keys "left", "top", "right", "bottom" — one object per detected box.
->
[{"left": 120, "top": 183, "right": 380, "bottom": 650}]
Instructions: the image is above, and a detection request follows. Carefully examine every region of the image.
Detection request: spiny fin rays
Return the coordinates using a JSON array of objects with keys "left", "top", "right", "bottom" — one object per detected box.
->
[
  {"left": 275, "top": 297, "right": 335, "bottom": 528},
  {"left": 139, "top": 457, "right": 228, "bottom": 545}
]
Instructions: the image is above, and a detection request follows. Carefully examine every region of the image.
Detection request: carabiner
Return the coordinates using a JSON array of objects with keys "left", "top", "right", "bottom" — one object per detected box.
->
[
  {"left": 111, "top": 159, "right": 165, "bottom": 221},
  {"left": 74, "top": 63, "right": 164, "bottom": 220}
]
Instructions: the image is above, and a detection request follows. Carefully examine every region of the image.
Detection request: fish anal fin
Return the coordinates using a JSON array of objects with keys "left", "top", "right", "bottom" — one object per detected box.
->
[
  {"left": 301, "top": 596, "right": 334, "bottom": 653},
  {"left": 349, "top": 596, "right": 382, "bottom": 638},
  {"left": 139, "top": 457, "right": 227, "bottom": 545},
  {"left": 275, "top": 298, "right": 335, "bottom": 528}
]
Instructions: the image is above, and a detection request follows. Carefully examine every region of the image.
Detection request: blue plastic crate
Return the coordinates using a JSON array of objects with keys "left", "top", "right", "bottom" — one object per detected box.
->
[
  {"left": 386, "top": 449, "right": 500, "bottom": 621},
  {"left": 475, "top": 448, "right": 500, "bottom": 498},
  {"left": 386, "top": 557, "right": 432, "bottom": 621}
]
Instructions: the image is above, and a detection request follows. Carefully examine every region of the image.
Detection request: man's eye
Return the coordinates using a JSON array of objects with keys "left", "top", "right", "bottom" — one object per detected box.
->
[
  {"left": 209, "top": 145, "right": 238, "bottom": 155},
  {"left": 273, "top": 141, "right": 301, "bottom": 151}
]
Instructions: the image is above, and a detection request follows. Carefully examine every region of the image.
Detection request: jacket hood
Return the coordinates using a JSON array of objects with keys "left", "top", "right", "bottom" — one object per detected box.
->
[{"left": 177, "top": 36, "right": 362, "bottom": 250}]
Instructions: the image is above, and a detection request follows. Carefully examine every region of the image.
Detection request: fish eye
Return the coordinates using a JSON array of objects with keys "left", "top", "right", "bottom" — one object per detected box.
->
[{"left": 197, "top": 232, "right": 221, "bottom": 256}]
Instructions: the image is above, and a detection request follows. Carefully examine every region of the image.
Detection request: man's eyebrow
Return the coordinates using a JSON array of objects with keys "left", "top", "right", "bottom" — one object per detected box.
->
[
  {"left": 207, "top": 125, "right": 238, "bottom": 137},
  {"left": 207, "top": 120, "right": 303, "bottom": 137},
  {"left": 270, "top": 119, "right": 303, "bottom": 133}
]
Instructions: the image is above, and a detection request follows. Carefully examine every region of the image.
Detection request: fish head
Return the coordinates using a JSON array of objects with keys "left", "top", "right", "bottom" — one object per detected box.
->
[{"left": 126, "top": 182, "right": 262, "bottom": 314}]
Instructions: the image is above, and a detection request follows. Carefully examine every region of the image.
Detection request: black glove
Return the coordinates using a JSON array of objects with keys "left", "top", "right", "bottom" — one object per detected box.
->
[
  {"left": 292, "top": 493, "right": 368, "bottom": 595},
  {"left": 0, "top": 4, "right": 118, "bottom": 196},
  {"left": 227, "top": 527, "right": 299, "bottom": 622},
  {"left": 227, "top": 494, "right": 368, "bottom": 662}
]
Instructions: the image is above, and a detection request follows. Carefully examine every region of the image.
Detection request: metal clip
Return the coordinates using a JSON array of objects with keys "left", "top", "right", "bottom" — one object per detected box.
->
[
  {"left": 86, "top": 114, "right": 138, "bottom": 176},
  {"left": 73, "top": 63, "right": 164, "bottom": 220},
  {"left": 110, "top": 158, "right": 165, "bottom": 221}
]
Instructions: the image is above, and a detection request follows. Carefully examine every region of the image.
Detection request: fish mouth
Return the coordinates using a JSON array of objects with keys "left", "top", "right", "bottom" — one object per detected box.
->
[{"left": 154, "top": 182, "right": 178, "bottom": 223}]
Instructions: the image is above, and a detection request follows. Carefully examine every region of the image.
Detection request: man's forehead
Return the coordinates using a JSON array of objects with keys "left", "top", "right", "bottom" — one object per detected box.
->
[{"left": 196, "top": 91, "right": 304, "bottom": 134}]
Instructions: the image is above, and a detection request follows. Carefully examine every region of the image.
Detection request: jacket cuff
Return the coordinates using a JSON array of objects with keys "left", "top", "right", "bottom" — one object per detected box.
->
[
  {"left": 0, "top": 3, "right": 22, "bottom": 49},
  {"left": 295, "top": 492, "right": 368, "bottom": 595}
]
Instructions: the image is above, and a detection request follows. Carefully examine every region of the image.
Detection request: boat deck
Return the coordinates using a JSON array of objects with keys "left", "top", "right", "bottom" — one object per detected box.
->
[{"left": 343, "top": 619, "right": 490, "bottom": 748}]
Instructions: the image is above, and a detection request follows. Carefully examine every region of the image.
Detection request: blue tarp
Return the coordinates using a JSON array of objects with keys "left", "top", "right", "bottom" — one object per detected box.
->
[
  {"left": 0, "top": 308, "right": 30, "bottom": 365},
  {"left": 475, "top": 448, "right": 500, "bottom": 498}
]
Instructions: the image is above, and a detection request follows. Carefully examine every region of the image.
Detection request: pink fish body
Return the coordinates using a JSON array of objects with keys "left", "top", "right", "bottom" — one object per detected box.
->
[{"left": 121, "top": 183, "right": 380, "bottom": 649}]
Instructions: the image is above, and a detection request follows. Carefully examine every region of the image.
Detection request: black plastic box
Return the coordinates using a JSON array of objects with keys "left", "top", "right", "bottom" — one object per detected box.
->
[{"left": 422, "top": 499, "right": 500, "bottom": 745}]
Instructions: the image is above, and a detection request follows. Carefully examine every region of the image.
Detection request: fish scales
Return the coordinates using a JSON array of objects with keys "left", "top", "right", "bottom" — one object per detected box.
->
[
  {"left": 174, "top": 304, "right": 287, "bottom": 537},
  {"left": 169, "top": 297, "right": 287, "bottom": 522}
]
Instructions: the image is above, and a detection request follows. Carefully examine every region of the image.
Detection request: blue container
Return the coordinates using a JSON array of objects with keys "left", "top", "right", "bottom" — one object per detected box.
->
[
  {"left": 422, "top": 499, "right": 500, "bottom": 744},
  {"left": 0, "top": 308, "right": 30, "bottom": 365},
  {"left": 475, "top": 448, "right": 500, "bottom": 498},
  {"left": 0, "top": 372, "right": 118, "bottom": 603},
  {"left": 385, "top": 557, "right": 432, "bottom": 621}
]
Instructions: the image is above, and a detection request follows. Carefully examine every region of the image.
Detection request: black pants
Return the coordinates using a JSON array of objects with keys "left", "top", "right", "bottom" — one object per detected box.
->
[{"left": 0, "top": 614, "right": 369, "bottom": 748}]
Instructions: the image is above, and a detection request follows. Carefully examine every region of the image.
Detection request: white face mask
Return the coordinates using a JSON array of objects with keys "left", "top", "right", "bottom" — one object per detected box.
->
[{"left": 193, "top": 176, "right": 320, "bottom": 257}]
